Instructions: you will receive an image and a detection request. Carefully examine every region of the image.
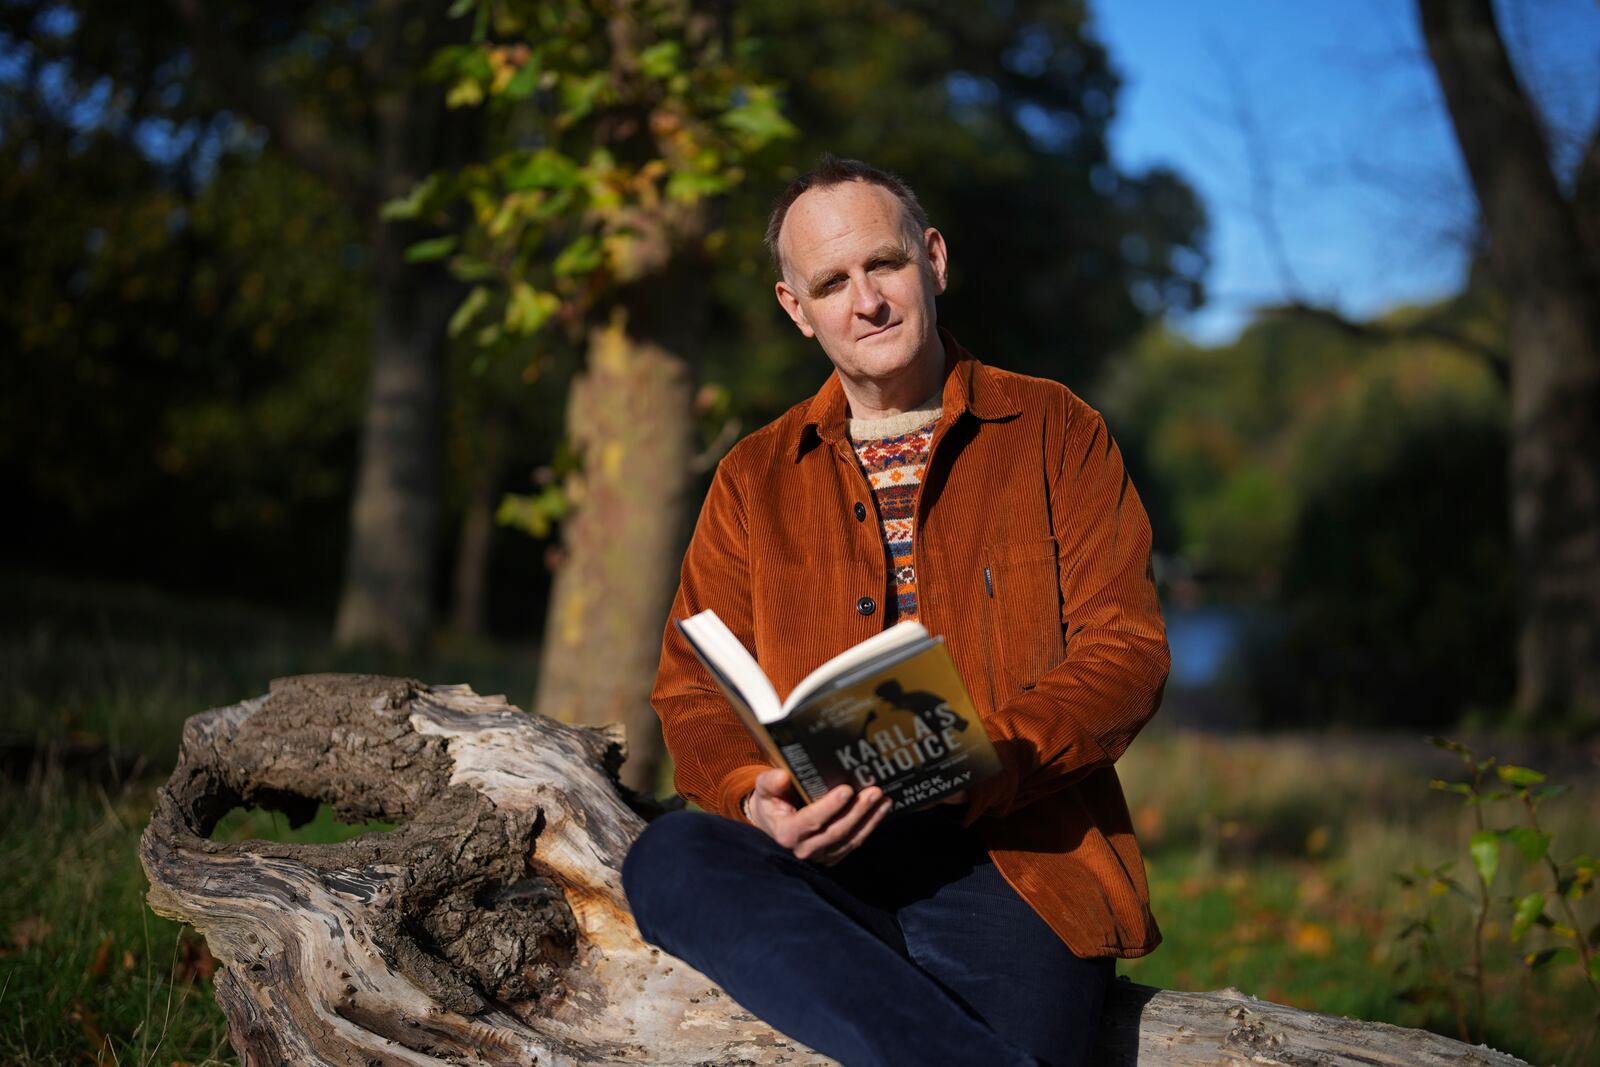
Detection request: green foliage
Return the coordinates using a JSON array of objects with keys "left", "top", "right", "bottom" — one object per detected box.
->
[
  {"left": 1396, "top": 737, "right": 1600, "bottom": 1050},
  {"left": 395, "top": 0, "right": 796, "bottom": 361},
  {"left": 1100, "top": 296, "right": 1515, "bottom": 728}
]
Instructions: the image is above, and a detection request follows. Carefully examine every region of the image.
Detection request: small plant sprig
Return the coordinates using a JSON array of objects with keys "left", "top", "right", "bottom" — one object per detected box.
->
[{"left": 1415, "top": 736, "right": 1599, "bottom": 1059}]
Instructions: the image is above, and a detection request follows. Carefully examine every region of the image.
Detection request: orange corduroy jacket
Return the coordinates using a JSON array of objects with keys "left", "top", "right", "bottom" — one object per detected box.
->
[{"left": 651, "top": 331, "right": 1169, "bottom": 959}]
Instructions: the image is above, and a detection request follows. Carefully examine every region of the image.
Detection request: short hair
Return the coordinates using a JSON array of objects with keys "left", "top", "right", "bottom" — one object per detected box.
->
[{"left": 764, "top": 155, "right": 930, "bottom": 279}]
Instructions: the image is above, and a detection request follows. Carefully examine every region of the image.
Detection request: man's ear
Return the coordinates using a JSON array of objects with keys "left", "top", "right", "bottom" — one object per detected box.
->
[
  {"left": 774, "top": 280, "right": 817, "bottom": 338},
  {"left": 923, "top": 227, "right": 949, "bottom": 296}
]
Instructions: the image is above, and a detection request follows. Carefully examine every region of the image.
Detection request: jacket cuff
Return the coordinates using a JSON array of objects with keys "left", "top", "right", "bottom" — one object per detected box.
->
[{"left": 716, "top": 763, "right": 771, "bottom": 825}]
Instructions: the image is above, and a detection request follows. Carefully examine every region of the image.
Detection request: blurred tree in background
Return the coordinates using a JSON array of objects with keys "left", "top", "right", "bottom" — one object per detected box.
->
[
  {"left": 1100, "top": 278, "right": 1515, "bottom": 729},
  {"left": 393, "top": 0, "right": 797, "bottom": 788},
  {"left": 1418, "top": 0, "right": 1600, "bottom": 729}
]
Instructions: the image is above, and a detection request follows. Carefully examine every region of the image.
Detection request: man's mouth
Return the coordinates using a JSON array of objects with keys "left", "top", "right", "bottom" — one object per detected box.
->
[{"left": 859, "top": 322, "right": 900, "bottom": 341}]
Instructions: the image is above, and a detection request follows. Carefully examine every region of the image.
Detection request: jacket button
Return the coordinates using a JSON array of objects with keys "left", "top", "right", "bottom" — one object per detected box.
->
[
  {"left": 855, "top": 596, "right": 877, "bottom": 616},
  {"left": 854, "top": 501, "right": 868, "bottom": 522}
]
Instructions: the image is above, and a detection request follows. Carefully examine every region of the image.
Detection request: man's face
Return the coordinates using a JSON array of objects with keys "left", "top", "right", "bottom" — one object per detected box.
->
[{"left": 774, "top": 181, "right": 948, "bottom": 390}]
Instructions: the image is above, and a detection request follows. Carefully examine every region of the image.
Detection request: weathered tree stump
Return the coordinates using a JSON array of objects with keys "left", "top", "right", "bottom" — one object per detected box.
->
[{"left": 141, "top": 675, "right": 1531, "bottom": 1066}]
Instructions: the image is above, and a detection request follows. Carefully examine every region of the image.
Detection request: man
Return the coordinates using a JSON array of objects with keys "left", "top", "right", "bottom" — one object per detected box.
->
[{"left": 621, "top": 157, "right": 1168, "bottom": 1067}]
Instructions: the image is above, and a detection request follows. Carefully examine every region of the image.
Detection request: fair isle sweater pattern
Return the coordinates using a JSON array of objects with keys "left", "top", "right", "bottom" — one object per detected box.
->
[{"left": 847, "top": 407, "right": 941, "bottom": 623}]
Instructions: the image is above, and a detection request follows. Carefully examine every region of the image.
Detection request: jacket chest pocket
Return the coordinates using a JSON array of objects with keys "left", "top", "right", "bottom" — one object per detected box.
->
[{"left": 982, "top": 537, "right": 1066, "bottom": 692}]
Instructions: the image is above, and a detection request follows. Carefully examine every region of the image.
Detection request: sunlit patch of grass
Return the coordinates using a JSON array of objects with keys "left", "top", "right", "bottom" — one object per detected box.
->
[{"left": 1119, "top": 726, "right": 1600, "bottom": 1066}]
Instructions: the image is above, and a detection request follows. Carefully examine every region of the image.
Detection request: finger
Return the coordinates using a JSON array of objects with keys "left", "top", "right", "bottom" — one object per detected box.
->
[
  {"left": 790, "top": 785, "right": 856, "bottom": 836},
  {"left": 818, "top": 793, "right": 894, "bottom": 866},
  {"left": 794, "top": 787, "right": 881, "bottom": 860},
  {"left": 753, "top": 792, "right": 797, "bottom": 825}
]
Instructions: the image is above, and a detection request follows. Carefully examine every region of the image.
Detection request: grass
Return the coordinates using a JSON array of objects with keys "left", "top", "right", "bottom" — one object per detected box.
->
[
  {"left": 1118, "top": 729, "right": 1600, "bottom": 1065},
  {"left": 2, "top": 572, "right": 1596, "bottom": 1065}
]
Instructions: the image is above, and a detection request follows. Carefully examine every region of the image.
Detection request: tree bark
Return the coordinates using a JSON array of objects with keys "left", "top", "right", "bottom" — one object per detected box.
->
[
  {"left": 330, "top": 0, "right": 460, "bottom": 654},
  {"left": 141, "top": 674, "right": 1535, "bottom": 1067},
  {"left": 450, "top": 413, "right": 508, "bottom": 637},
  {"left": 534, "top": 314, "right": 694, "bottom": 793},
  {"left": 1418, "top": 0, "right": 1600, "bottom": 726}
]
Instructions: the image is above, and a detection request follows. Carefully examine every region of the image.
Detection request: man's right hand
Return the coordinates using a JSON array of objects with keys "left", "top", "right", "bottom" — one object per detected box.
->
[{"left": 745, "top": 768, "right": 893, "bottom": 866}]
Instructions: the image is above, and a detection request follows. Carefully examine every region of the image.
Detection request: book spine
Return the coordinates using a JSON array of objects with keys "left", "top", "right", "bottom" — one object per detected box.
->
[{"left": 777, "top": 741, "right": 828, "bottom": 803}]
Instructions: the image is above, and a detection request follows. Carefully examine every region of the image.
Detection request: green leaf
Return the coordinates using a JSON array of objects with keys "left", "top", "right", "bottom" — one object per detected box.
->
[
  {"left": 1429, "top": 779, "right": 1472, "bottom": 796},
  {"left": 497, "top": 484, "right": 570, "bottom": 538},
  {"left": 505, "top": 150, "right": 580, "bottom": 192},
  {"left": 446, "top": 0, "right": 475, "bottom": 18},
  {"left": 1503, "top": 827, "right": 1553, "bottom": 863},
  {"left": 1469, "top": 830, "right": 1500, "bottom": 887},
  {"left": 1590, "top": 954, "right": 1600, "bottom": 984},
  {"left": 502, "top": 55, "right": 542, "bottom": 100},
  {"left": 638, "top": 41, "right": 681, "bottom": 79},
  {"left": 1511, "top": 892, "right": 1545, "bottom": 940},
  {"left": 553, "top": 234, "right": 603, "bottom": 277},
  {"left": 720, "top": 88, "right": 799, "bottom": 147},
  {"left": 447, "top": 255, "right": 497, "bottom": 283},
  {"left": 665, "top": 169, "right": 731, "bottom": 202},
  {"left": 1535, "top": 783, "right": 1571, "bottom": 801},
  {"left": 448, "top": 286, "right": 490, "bottom": 338},
  {"left": 1425, "top": 736, "right": 1469, "bottom": 754},
  {"left": 558, "top": 71, "right": 609, "bottom": 124},
  {"left": 447, "top": 78, "right": 485, "bottom": 109},
  {"left": 1496, "top": 765, "right": 1546, "bottom": 787},
  {"left": 1524, "top": 947, "right": 1578, "bottom": 971},
  {"left": 381, "top": 174, "right": 443, "bottom": 221},
  {"left": 504, "top": 282, "right": 559, "bottom": 335},
  {"left": 404, "top": 236, "right": 457, "bottom": 263}
]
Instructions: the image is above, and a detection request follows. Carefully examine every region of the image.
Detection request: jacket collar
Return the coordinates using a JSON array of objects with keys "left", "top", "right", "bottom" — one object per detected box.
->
[{"left": 792, "top": 327, "right": 1019, "bottom": 459}]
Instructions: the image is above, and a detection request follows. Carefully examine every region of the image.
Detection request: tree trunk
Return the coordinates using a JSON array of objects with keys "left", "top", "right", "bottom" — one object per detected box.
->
[
  {"left": 331, "top": 1, "right": 467, "bottom": 655},
  {"left": 534, "top": 313, "right": 694, "bottom": 793},
  {"left": 140, "top": 674, "right": 1534, "bottom": 1066},
  {"left": 1418, "top": 0, "right": 1600, "bottom": 726},
  {"left": 333, "top": 222, "right": 454, "bottom": 653},
  {"left": 451, "top": 418, "right": 507, "bottom": 638}
]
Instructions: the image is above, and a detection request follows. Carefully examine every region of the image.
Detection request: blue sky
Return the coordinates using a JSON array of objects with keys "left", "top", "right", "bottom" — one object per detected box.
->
[{"left": 1089, "top": 0, "right": 1600, "bottom": 344}]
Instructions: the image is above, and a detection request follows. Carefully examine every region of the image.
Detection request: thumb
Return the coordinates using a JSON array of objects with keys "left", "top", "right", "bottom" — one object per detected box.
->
[{"left": 754, "top": 767, "right": 791, "bottom": 797}]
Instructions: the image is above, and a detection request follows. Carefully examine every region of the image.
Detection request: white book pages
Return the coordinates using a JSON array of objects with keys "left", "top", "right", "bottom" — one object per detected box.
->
[
  {"left": 678, "top": 611, "right": 782, "bottom": 723},
  {"left": 679, "top": 611, "right": 930, "bottom": 725}
]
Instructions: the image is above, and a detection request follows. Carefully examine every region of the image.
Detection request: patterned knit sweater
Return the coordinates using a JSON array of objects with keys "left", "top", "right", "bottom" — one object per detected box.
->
[{"left": 847, "top": 397, "right": 942, "bottom": 624}]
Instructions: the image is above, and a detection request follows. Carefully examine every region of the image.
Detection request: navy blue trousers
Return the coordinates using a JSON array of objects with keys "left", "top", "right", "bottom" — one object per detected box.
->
[{"left": 621, "top": 806, "right": 1112, "bottom": 1067}]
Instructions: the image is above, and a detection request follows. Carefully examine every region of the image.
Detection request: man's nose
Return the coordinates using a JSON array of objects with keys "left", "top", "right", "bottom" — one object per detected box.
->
[{"left": 851, "top": 272, "right": 886, "bottom": 316}]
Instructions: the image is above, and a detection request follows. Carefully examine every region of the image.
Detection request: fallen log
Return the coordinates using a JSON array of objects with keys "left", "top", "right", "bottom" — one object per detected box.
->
[{"left": 140, "top": 674, "right": 1531, "bottom": 1066}]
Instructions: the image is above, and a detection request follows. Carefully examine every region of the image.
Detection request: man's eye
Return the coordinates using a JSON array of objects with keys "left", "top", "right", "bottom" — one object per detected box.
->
[
  {"left": 820, "top": 278, "right": 844, "bottom": 293},
  {"left": 871, "top": 258, "right": 906, "bottom": 272}
]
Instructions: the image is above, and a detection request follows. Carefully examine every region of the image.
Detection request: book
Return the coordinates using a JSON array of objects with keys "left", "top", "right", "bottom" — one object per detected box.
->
[{"left": 674, "top": 609, "right": 1002, "bottom": 812}]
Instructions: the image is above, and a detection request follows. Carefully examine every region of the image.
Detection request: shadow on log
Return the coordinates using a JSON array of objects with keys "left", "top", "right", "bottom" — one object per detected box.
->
[{"left": 140, "top": 675, "right": 1532, "bottom": 1066}]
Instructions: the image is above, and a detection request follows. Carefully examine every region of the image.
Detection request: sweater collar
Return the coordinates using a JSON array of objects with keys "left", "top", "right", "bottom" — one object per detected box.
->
[{"left": 792, "top": 327, "right": 1019, "bottom": 459}]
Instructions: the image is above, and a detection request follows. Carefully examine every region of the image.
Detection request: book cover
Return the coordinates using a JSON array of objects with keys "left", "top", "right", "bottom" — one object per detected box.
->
[
  {"left": 768, "top": 639, "right": 1001, "bottom": 809},
  {"left": 674, "top": 611, "right": 1001, "bottom": 812}
]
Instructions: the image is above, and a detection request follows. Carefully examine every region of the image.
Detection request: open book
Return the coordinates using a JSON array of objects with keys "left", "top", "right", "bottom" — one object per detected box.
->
[{"left": 675, "top": 610, "right": 1001, "bottom": 811}]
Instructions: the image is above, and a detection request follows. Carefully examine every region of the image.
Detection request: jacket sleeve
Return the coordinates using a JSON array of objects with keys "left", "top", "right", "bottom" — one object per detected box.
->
[
  {"left": 962, "top": 398, "right": 1169, "bottom": 825},
  {"left": 651, "top": 454, "right": 772, "bottom": 823}
]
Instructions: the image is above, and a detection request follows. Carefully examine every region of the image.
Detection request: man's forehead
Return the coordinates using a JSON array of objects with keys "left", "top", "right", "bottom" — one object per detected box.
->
[{"left": 779, "top": 181, "right": 914, "bottom": 272}]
